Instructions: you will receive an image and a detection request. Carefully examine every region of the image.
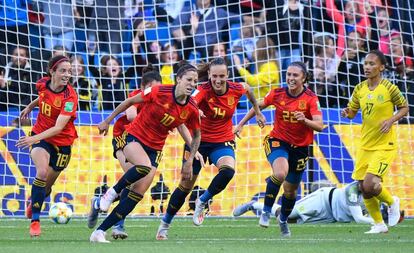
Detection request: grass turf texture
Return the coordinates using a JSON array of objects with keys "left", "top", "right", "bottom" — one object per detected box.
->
[{"left": 1, "top": 218, "right": 413, "bottom": 253}]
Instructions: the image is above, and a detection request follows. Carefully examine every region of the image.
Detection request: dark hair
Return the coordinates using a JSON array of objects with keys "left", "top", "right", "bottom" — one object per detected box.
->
[
  {"left": 141, "top": 64, "right": 161, "bottom": 87},
  {"left": 368, "top": 49, "right": 388, "bottom": 66},
  {"left": 288, "top": 61, "right": 311, "bottom": 83},
  {"left": 197, "top": 62, "right": 209, "bottom": 83},
  {"left": 176, "top": 61, "right": 197, "bottom": 80},
  {"left": 48, "top": 55, "right": 70, "bottom": 76},
  {"left": 209, "top": 57, "right": 227, "bottom": 69}
]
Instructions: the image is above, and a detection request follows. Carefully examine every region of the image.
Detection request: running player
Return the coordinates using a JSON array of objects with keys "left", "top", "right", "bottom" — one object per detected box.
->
[
  {"left": 16, "top": 55, "right": 78, "bottom": 237},
  {"left": 156, "top": 57, "right": 265, "bottom": 240},
  {"left": 89, "top": 63, "right": 201, "bottom": 243},
  {"left": 234, "top": 61, "right": 324, "bottom": 237},
  {"left": 87, "top": 66, "right": 162, "bottom": 240}
]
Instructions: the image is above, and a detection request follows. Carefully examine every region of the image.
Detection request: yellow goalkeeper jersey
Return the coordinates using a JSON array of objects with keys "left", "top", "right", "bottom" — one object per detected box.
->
[{"left": 348, "top": 79, "right": 407, "bottom": 150}]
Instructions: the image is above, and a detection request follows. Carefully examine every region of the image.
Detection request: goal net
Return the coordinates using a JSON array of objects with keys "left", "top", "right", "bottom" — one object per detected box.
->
[{"left": 0, "top": 0, "right": 413, "bottom": 218}]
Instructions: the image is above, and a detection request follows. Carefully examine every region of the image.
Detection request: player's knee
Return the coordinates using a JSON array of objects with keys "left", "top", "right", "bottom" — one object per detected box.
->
[
  {"left": 272, "top": 171, "right": 286, "bottom": 183},
  {"left": 219, "top": 166, "right": 235, "bottom": 181},
  {"left": 35, "top": 168, "right": 48, "bottom": 180}
]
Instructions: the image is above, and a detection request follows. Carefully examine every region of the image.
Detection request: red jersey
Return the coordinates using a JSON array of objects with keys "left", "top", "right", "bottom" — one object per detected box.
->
[
  {"left": 193, "top": 81, "right": 246, "bottom": 142},
  {"left": 263, "top": 87, "right": 322, "bottom": 147},
  {"left": 32, "top": 77, "right": 78, "bottom": 146},
  {"left": 126, "top": 85, "right": 200, "bottom": 150},
  {"left": 112, "top": 89, "right": 143, "bottom": 138}
]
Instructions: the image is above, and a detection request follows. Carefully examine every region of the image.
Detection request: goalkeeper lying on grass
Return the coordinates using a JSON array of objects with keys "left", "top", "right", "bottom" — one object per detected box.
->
[{"left": 233, "top": 181, "right": 404, "bottom": 225}]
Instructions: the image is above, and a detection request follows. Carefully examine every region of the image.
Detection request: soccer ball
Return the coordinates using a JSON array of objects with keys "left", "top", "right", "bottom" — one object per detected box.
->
[{"left": 49, "top": 202, "right": 73, "bottom": 224}]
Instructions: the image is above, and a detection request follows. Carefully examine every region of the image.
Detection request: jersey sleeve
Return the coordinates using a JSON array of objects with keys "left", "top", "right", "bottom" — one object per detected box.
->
[
  {"left": 185, "top": 108, "right": 201, "bottom": 131},
  {"left": 192, "top": 87, "right": 205, "bottom": 104},
  {"left": 263, "top": 89, "right": 275, "bottom": 107},
  {"left": 309, "top": 95, "right": 322, "bottom": 116},
  {"left": 344, "top": 182, "right": 360, "bottom": 206},
  {"left": 141, "top": 86, "right": 158, "bottom": 103},
  {"left": 348, "top": 85, "right": 361, "bottom": 111},
  {"left": 388, "top": 84, "right": 407, "bottom": 107},
  {"left": 60, "top": 93, "right": 78, "bottom": 117}
]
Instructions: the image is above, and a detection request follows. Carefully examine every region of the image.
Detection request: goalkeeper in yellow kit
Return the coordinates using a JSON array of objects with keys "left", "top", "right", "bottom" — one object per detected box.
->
[{"left": 341, "top": 50, "right": 408, "bottom": 234}]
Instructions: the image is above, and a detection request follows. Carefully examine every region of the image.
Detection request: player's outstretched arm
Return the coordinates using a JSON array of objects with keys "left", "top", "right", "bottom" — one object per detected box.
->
[
  {"left": 349, "top": 206, "right": 374, "bottom": 224},
  {"left": 234, "top": 101, "right": 267, "bottom": 139},
  {"left": 243, "top": 83, "right": 266, "bottom": 128},
  {"left": 16, "top": 114, "right": 71, "bottom": 149},
  {"left": 20, "top": 97, "right": 39, "bottom": 120},
  {"left": 294, "top": 113, "right": 324, "bottom": 132},
  {"left": 98, "top": 94, "right": 144, "bottom": 135},
  {"left": 181, "top": 128, "right": 201, "bottom": 181}
]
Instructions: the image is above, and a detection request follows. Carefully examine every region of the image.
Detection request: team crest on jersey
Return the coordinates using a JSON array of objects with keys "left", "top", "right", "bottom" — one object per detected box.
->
[
  {"left": 280, "top": 101, "right": 285, "bottom": 106},
  {"left": 298, "top": 100, "right": 307, "bottom": 110},
  {"left": 377, "top": 95, "right": 384, "bottom": 102},
  {"left": 39, "top": 92, "right": 45, "bottom": 97},
  {"left": 163, "top": 103, "right": 170, "bottom": 109},
  {"left": 228, "top": 96, "right": 235, "bottom": 106},
  {"left": 53, "top": 98, "right": 62, "bottom": 107},
  {"left": 208, "top": 97, "right": 215, "bottom": 103},
  {"left": 180, "top": 109, "right": 189, "bottom": 119}
]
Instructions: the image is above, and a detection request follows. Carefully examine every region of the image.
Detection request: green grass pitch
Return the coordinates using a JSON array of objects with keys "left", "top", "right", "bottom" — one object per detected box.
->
[{"left": 1, "top": 218, "right": 413, "bottom": 253}]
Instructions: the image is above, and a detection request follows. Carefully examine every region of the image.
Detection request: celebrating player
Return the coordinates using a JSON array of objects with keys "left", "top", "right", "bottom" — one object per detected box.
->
[
  {"left": 16, "top": 55, "right": 78, "bottom": 237},
  {"left": 87, "top": 66, "right": 162, "bottom": 239},
  {"left": 341, "top": 50, "right": 408, "bottom": 234},
  {"left": 89, "top": 63, "right": 201, "bottom": 243},
  {"left": 156, "top": 57, "right": 265, "bottom": 240},
  {"left": 234, "top": 61, "right": 324, "bottom": 237}
]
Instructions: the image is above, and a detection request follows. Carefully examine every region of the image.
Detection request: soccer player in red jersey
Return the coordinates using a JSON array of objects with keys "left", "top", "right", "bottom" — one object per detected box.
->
[
  {"left": 155, "top": 57, "right": 265, "bottom": 240},
  {"left": 16, "top": 55, "right": 78, "bottom": 237},
  {"left": 90, "top": 63, "right": 201, "bottom": 243},
  {"left": 87, "top": 67, "right": 162, "bottom": 239},
  {"left": 234, "top": 61, "right": 324, "bottom": 237}
]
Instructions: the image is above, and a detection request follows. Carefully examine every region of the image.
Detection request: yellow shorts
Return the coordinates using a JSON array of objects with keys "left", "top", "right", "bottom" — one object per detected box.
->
[{"left": 352, "top": 149, "right": 397, "bottom": 180}]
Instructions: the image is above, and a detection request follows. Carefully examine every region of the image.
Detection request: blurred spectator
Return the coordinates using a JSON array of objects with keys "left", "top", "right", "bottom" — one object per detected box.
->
[
  {"left": 325, "top": 0, "right": 370, "bottom": 57},
  {"left": 368, "top": 7, "right": 399, "bottom": 59},
  {"left": 74, "top": 0, "right": 95, "bottom": 29},
  {"left": 231, "top": 21, "right": 257, "bottom": 63},
  {"left": 0, "top": 0, "right": 30, "bottom": 66},
  {"left": 71, "top": 55, "right": 95, "bottom": 110},
  {"left": 89, "top": 0, "right": 126, "bottom": 54},
  {"left": 159, "top": 42, "right": 181, "bottom": 84},
  {"left": 233, "top": 37, "right": 280, "bottom": 100},
  {"left": 154, "top": 0, "right": 186, "bottom": 24},
  {"left": 88, "top": 46, "right": 142, "bottom": 110},
  {"left": 32, "top": 0, "right": 76, "bottom": 52},
  {"left": 171, "top": 0, "right": 240, "bottom": 59},
  {"left": 0, "top": 47, "right": 37, "bottom": 111},
  {"left": 337, "top": 31, "right": 366, "bottom": 91},
  {"left": 273, "top": 0, "right": 311, "bottom": 82},
  {"left": 311, "top": 33, "right": 344, "bottom": 108},
  {"left": 389, "top": 34, "right": 414, "bottom": 123}
]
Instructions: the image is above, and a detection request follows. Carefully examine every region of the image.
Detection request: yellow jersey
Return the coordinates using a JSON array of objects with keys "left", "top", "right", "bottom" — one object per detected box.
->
[
  {"left": 238, "top": 61, "right": 280, "bottom": 100},
  {"left": 349, "top": 79, "right": 407, "bottom": 150}
]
